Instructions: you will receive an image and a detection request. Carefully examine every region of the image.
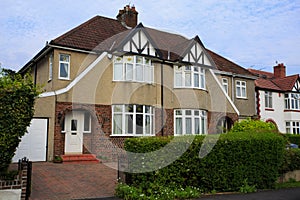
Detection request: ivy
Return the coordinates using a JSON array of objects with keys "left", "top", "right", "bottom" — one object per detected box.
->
[{"left": 0, "top": 68, "right": 40, "bottom": 173}]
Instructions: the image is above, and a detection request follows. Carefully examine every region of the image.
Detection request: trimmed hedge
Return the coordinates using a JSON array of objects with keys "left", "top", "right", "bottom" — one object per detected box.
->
[
  {"left": 123, "top": 132, "right": 285, "bottom": 195},
  {"left": 283, "top": 134, "right": 300, "bottom": 147},
  {"left": 280, "top": 148, "right": 300, "bottom": 173}
]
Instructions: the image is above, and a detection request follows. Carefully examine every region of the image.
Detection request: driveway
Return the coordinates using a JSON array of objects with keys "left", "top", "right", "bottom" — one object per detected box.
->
[{"left": 30, "top": 162, "right": 118, "bottom": 200}]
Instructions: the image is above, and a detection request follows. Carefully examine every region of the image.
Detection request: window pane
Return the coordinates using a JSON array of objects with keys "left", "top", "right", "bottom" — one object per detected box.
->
[
  {"left": 186, "top": 118, "right": 192, "bottom": 134},
  {"left": 145, "top": 106, "right": 151, "bottom": 113},
  {"left": 200, "top": 74, "right": 205, "bottom": 88},
  {"left": 175, "top": 110, "right": 182, "bottom": 115},
  {"left": 145, "top": 115, "right": 151, "bottom": 134},
  {"left": 136, "top": 64, "right": 143, "bottom": 81},
  {"left": 114, "top": 105, "right": 123, "bottom": 112},
  {"left": 125, "top": 105, "right": 133, "bottom": 112},
  {"left": 136, "top": 105, "right": 143, "bottom": 113},
  {"left": 195, "top": 118, "right": 200, "bottom": 134},
  {"left": 114, "top": 63, "right": 123, "bottom": 80},
  {"left": 185, "top": 110, "right": 192, "bottom": 115},
  {"left": 125, "top": 63, "right": 133, "bottom": 80},
  {"left": 84, "top": 112, "right": 91, "bottom": 132},
  {"left": 136, "top": 114, "right": 143, "bottom": 134},
  {"left": 242, "top": 88, "right": 246, "bottom": 97},
  {"left": 176, "top": 118, "right": 182, "bottom": 135},
  {"left": 60, "top": 63, "right": 68, "bottom": 78},
  {"left": 71, "top": 119, "right": 77, "bottom": 131},
  {"left": 125, "top": 115, "right": 133, "bottom": 134},
  {"left": 194, "top": 73, "right": 199, "bottom": 88},
  {"left": 113, "top": 114, "right": 122, "bottom": 134},
  {"left": 60, "top": 54, "right": 69, "bottom": 62},
  {"left": 175, "top": 72, "right": 182, "bottom": 87},
  {"left": 236, "top": 87, "right": 241, "bottom": 97},
  {"left": 185, "top": 73, "right": 191, "bottom": 86}
]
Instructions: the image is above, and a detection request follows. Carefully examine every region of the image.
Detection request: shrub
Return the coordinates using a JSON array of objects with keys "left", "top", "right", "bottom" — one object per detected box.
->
[
  {"left": 280, "top": 148, "right": 300, "bottom": 173},
  {"left": 0, "top": 69, "right": 39, "bottom": 172},
  {"left": 119, "top": 131, "right": 285, "bottom": 198},
  {"left": 283, "top": 134, "right": 300, "bottom": 147},
  {"left": 229, "top": 118, "right": 277, "bottom": 133}
]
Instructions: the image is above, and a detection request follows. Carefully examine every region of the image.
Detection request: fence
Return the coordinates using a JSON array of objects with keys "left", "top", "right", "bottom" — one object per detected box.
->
[{"left": 0, "top": 157, "right": 32, "bottom": 200}]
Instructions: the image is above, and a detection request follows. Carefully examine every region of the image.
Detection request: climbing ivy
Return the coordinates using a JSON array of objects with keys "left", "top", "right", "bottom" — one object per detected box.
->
[{"left": 0, "top": 68, "right": 39, "bottom": 173}]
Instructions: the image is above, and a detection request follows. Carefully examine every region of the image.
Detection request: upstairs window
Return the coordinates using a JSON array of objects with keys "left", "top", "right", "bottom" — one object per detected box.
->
[
  {"left": 285, "top": 93, "right": 300, "bottom": 110},
  {"left": 265, "top": 91, "right": 273, "bottom": 108},
  {"left": 174, "top": 109, "right": 207, "bottom": 135},
  {"left": 59, "top": 54, "right": 70, "bottom": 80},
  {"left": 49, "top": 54, "right": 53, "bottom": 81},
  {"left": 113, "top": 56, "right": 154, "bottom": 83},
  {"left": 236, "top": 80, "right": 246, "bottom": 98},
  {"left": 174, "top": 66, "right": 205, "bottom": 89},
  {"left": 286, "top": 121, "right": 300, "bottom": 134},
  {"left": 222, "top": 78, "right": 228, "bottom": 94}
]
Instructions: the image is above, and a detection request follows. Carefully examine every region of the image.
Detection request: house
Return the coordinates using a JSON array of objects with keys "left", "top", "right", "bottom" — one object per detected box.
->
[
  {"left": 17, "top": 5, "right": 256, "bottom": 162},
  {"left": 249, "top": 63, "right": 300, "bottom": 133}
]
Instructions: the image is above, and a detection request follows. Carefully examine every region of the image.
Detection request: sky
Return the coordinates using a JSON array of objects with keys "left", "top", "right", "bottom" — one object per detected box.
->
[{"left": 0, "top": 0, "right": 299, "bottom": 75}]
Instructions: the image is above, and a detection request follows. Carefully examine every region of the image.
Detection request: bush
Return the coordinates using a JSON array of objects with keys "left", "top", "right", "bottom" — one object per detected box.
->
[
  {"left": 119, "top": 131, "right": 285, "bottom": 198},
  {"left": 283, "top": 134, "right": 300, "bottom": 147},
  {"left": 229, "top": 118, "right": 277, "bottom": 133},
  {"left": 0, "top": 69, "right": 39, "bottom": 172},
  {"left": 280, "top": 148, "right": 300, "bottom": 173}
]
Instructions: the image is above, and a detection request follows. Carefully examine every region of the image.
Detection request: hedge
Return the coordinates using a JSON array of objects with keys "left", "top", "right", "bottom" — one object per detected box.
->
[
  {"left": 280, "top": 148, "right": 300, "bottom": 173},
  {"left": 122, "top": 132, "right": 285, "bottom": 196},
  {"left": 283, "top": 134, "right": 300, "bottom": 147}
]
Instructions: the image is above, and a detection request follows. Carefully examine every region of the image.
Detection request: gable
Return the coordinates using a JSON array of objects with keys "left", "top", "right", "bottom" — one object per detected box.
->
[
  {"left": 182, "top": 41, "right": 213, "bottom": 67},
  {"left": 116, "top": 24, "right": 161, "bottom": 58},
  {"left": 293, "top": 78, "right": 300, "bottom": 92}
]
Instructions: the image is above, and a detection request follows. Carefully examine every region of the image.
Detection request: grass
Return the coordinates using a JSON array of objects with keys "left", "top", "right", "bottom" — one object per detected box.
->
[{"left": 275, "top": 179, "right": 300, "bottom": 189}]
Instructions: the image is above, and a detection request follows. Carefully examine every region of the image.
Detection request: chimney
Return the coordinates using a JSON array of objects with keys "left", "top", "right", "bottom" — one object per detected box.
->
[
  {"left": 273, "top": 63, "right": 286, "bottom": 78},
  {"left": 116, "top": 5, "right": 138, "bottom": 28}
]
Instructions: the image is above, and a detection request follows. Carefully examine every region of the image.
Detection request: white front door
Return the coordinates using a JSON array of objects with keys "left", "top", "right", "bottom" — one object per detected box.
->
[{"left": 65, "top": 111, "right": 84, "bottom": 154}]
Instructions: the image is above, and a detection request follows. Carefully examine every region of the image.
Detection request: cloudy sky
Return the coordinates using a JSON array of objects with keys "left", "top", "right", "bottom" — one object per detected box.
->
[{"left": 1, "top": 0, "right": 299, "bottom": 75}]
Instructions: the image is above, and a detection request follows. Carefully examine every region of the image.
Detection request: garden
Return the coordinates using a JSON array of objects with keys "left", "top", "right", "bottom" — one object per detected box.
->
[{"left": 116, "top": 119, "right": 300, "bottom": 200}]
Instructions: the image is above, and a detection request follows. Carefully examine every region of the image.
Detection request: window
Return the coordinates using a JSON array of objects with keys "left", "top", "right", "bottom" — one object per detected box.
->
[
  {"left": 113, "top": 56, "right": 154, "bottom": 83},
  {"left": 174, "top": 109, "right": 207, "bottom": 135},
  {"left": 222, "top": 78, "right": 228, "bottom": 94},
  {"left": 286, "top": 121, "right": 300, "bottom": 134},
  {"left": 236, "top": 80, "right": 246, "bottom": 98},
  {"left": 265, "top": 91, "right": 273, "bottom": 108},
  {"left": 83, "top": 112, "right": 91, "bottom": 133},
  {"left": 59, "top": 54, "right": 70, "bottom": 80},
  {"left": 112, "top": 104, "right": 154, "bottom": 136},
  {"left": 285, "top": 93, "right": 300, "bottom": 110},
  {"left": 49, "top": 54, "right": 53, "bottom": 80},
  {"left": 174, "top": 66, "right": 205, "bottom": 89}
]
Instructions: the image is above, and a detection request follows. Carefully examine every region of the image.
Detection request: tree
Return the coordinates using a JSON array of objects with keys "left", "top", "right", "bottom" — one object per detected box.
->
[{"left": 0, "top": 68, "right": 39, "bottom": 173}]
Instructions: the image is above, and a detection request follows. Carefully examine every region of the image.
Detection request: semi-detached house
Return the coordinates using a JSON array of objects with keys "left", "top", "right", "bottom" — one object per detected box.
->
[{"left": 16, "top": 5, "right": 257, "bottom": 162}]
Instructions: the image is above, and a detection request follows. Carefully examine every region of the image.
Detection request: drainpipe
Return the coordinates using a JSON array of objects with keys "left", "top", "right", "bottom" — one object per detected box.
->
[{"left": 160, "top": 62, "right": 164, "bottom": 136}]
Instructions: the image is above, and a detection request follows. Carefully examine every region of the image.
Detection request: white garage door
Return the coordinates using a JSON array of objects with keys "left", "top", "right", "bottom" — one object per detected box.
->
[{"left": 13, "top": 118, "right": 48, "bottom": 162}]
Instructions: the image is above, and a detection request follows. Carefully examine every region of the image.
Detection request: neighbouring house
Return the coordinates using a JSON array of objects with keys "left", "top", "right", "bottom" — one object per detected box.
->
[
  {"left": 16, "top": 5, "right": 257, "bottom": 162},
  {"left": 249, "top": 63, "right": 300, "bottom": 133}
]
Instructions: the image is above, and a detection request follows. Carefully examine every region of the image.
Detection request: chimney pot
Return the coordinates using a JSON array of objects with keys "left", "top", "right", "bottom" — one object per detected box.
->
[{"left": 117, "top": 5, "right": 138, "bottom": 28}]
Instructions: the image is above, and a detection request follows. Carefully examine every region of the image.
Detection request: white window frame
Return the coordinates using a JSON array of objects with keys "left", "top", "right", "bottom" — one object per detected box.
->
[
  {"left": 285, "top": 93, "right": 300, "bottom": 110},
  {"left": 113, "top": 56, "right": 154, "bottom": 83},
  {"left": 222, "top": 78, "right": 228, "bottom": 94},
  {"left": 236, "top": 80, "right": 247, "bottom": 98},
  {"left": 174, "top": 66, "right": 206, "bottom": 90},
  {"left": 265, "top": 91, "right": 273, "bottom": 108},
  {"left": 112, "top": 104, "right": 154, "bottom": 136},
  {"left": 59, "top": 54, "right": 70, "bottom": 80},
  {"left": 286, "top": 121, "right": 300, "bottom": 134},
  {"left": 49, "top": 54, "right": 53, "bottom": 81},
  {"left": 174, "top": 109, "right": 207, "bottom": 135},
  {"left": 83, "top": 112, "right": 91, "bottom": 133}
]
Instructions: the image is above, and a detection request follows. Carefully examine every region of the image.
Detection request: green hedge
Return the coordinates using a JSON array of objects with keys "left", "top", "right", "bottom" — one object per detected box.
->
[
  {"left": 280, "top": 148, "right": 300, "bottom": 173},
  {"left": 283, "top": 134, "right": 300, "bottom": 147},
  {"left": 122, "top": 132, "right": 285, "bottom": 196}
]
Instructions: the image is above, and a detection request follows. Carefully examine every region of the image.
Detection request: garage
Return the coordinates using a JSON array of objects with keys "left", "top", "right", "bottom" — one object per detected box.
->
[{"left": 13, "top": 118, "right": 48, "bottom": 162}]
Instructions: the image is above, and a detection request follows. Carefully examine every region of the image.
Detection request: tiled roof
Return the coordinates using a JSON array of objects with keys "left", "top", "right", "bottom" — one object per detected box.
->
[
  {"left": 248, "top": 69, "right": 299, "bottom": 91},
  {"left": 46, "top": 15, "right": 251, "bottom": 77},
  {"left": 206, "top": 49, "right": 254, "bottom": 77}
]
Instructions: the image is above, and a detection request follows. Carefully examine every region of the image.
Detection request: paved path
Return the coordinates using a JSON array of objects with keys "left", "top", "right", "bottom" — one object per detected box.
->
[{"left": 30, "top": 162, "right": 118, "bottom": 200}]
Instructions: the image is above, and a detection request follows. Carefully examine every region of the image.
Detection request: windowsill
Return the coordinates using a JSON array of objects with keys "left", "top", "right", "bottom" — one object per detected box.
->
[
  {"left": 236, "top": 97, "right": 248, "bottom": 100},
  {"left": 48, "top": 79, "right": 52, "bottom": 83},
  {"left": 59, "top": 78, "right": 71, "bottom": 81},
  {"left": 265, "top": 108, "right": 274, "bottom": 111},
  {"left": 284, "top": 109, "right": 300, "bottom": 113},
  {"left": 110, "top": 134, "right": 155, "bottom": 137},
  {"left": 174, "top": 87, "right": 207, "bottom": 91},
  {"left": 113, "top": 80, "right": 154, "bottom": 85}
]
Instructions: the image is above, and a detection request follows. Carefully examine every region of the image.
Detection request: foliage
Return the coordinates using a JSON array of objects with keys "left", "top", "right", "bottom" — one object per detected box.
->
[
  {"left": 239, "top": 178, "right": 257, "bottom": 193},
  {"left": 275, "top": 179, "right": 300, "bottom": 189},
  {"left": 0, "top": 69, "right": 39, "bottom": 172},
  {"left": 229, "top": 118, "right": 277, "bottom": 133},
  {"left": 115, "top": 183, "right": 202, "bottom": 200},
  {"left": 119, "top": 132, "right": 285, "bottom": 198},
  {"left": 283, "top": 134, "right": 300, "bottom": 147},
  {"left": 280, "top": 148, "right": 300, "bottom": 173}
]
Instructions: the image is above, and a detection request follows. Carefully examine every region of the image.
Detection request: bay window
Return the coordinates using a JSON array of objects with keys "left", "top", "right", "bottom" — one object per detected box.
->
[
  {"left": 174, "top": 109, "right": 207, "bottom": 135},
  {"left": 174, "top": 66, "right": 205, "bottom": 89},
  {"left": 112, "top": 104, "right": 154, "bottom": 136},
  {"left": 285, "top": 93, "right": 300, "bottom": 110},
  {"left": 113, "top": 56, "right": 154, "bottom": 83},
  {"left": 286, "top": 121, "right": 300, "bottom": 134}
]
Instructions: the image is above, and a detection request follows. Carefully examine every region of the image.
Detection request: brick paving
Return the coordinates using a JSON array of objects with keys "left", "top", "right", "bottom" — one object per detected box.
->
[{"left": 30, "top": 162, "right": 118, "bottom": 200}]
